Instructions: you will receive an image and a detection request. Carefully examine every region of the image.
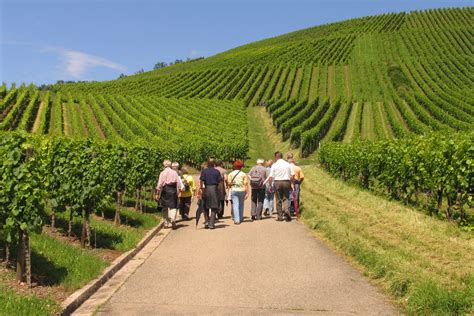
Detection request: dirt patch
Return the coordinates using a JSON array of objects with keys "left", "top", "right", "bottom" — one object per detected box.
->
[{"left": 0, "top": 265, "right": 69, "bottom": 303}]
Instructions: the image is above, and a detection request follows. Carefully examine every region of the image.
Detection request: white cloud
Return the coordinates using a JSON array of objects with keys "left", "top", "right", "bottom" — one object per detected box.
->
[
  {"left": 189, "top": 49, "right": 199, "bottom": 58},
  {"left": 44, "top": 47, "right": 127, "bottom": 78}
]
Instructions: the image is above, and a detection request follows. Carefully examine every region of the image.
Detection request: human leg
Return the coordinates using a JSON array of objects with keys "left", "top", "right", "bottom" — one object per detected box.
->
[
  {"left": 237, "top": 191, "right": 245, "bottom": 222},
  {"left": 209, "top": 208, "right": 218, "bottom": 228},
  {"left": 280, "top": 182, "right": 291, "bottom": 220},
  {"left": 231, "top": 191, "right": 241, "bottom": 223},
  {"left": 169, "top": 208, "right": 178, "bottom": 228},
  {"left": 274, "top": 182, "right": 284, "bottom": 220},
  {"left": 256, "top": 189, "right": 265, "bottom": 219},
  {"left": 251, "top": 189, "right": 258, "bottom": 219},
  {"left": 162, "top": 208, "right": 170, "bottom": 227}
]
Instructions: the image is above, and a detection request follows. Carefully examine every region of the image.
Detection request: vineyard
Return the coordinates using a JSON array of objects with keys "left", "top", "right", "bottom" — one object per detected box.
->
[
  {"left": 0, "top": 8, "right": 471, "bottom": 159},
  {"left": 0, "top": 6, "right": 473, "bottom": 315}
]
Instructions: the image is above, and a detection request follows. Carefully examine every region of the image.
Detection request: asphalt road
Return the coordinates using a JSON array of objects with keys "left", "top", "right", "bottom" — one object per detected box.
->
[{"left": 97, "top": 188, "right": 396, "bottom": 315}]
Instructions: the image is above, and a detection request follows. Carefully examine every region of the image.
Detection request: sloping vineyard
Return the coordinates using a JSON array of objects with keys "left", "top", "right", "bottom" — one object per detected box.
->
[
  {"left": 46, "top": 8, "right": 473, "bottom": 157},
  {"left": 0, "top": 88, "right": 248, "bottom": 162}
]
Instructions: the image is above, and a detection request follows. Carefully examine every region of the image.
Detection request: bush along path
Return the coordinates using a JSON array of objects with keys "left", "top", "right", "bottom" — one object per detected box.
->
[{"left": 0, "top": 132, "right": 162, "bottom": 315}]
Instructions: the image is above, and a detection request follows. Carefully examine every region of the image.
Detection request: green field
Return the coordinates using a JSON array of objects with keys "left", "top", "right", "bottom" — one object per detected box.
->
[{"left": 0, "top": 6, "right": 473, "bottom": 315}]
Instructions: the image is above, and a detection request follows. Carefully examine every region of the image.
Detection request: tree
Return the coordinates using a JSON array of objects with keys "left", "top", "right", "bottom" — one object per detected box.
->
[
  {"left": 135, "top": 68, "right": 144, "bottom": 75},
  {"left": 118, "top": 73, "right": 127, "bottom": 79},
  {"left": 153, "top": 62, "right": 167, "bottom": 70}
]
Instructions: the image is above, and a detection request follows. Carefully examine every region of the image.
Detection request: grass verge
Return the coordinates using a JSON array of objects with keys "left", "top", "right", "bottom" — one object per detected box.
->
[
  {"left": 301, "top": 165, "right": 474, "bottom": 315},
  {"left": 0, "top": 286, "right": 59, "bottom": 316},
  {"left": 0, "top": 205, "right": 161, "bottom": 315}
]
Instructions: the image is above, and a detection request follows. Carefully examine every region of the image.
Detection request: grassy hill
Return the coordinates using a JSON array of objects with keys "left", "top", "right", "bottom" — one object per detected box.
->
[
  {"left": 0, "top": 7, "right": 472, "bottom": 157},
  {"left": 1, "top": 7, "right": 472, "bottom": 158}
]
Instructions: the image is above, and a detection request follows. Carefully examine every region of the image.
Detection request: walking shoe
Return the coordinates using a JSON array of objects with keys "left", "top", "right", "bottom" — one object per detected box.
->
[
  {"left": 263, "top": 209, "right": 269, "bottom": 216},
  {"left": 171, "top": 221, "right": 177, "bottom": 229}
]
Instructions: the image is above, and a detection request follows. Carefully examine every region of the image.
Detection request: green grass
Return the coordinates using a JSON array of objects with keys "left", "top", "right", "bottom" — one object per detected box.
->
[
  {"left": 0, "top": 205, "right": 160, "bottom": 315},
  {"left": 0, "top": 286, "right": 59, "bottom": 316},
  {"left": 30, "top": 233, "right": 107, "bottom": 291},
  {"left": 301, "top": 166, "right": 474, "bottom": 315},
  {"left": 52, "top": 206, "right": 160, "bottom": 252}
]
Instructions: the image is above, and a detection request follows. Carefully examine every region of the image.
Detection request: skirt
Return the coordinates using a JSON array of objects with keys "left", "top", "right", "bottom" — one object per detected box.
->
[
  {"left": 204, "top": 185, "right": 220, "bottom": 209},
  {"left": 160, "top": 183, "right": 178, "bottom": 209}
]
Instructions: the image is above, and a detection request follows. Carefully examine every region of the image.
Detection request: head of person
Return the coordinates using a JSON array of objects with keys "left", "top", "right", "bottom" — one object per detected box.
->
[
  {"left": 288, "top": 158, "right": 295, "bottom": 165},
  {"left": 233, "top": 160, "right": 244, "bottom": 170},
  {"left": 274, "top": 151, "right": 283, "bottom": 160},
  {"left": 207, "top": 158, "right": 215, "bottom": 168},
  {"left": 266, "top": 159, "right": 273, "bottom": 167},
  {"left": 216, "top": 159, "right": 223, "bottom": 167},
  {"left": 201, "top": 162, "right": 207, "bottom": 170},
  {"left": 163, "top": 160, "right": 171, "bottom": 168},
  {"left": 171, "top": 162, "right": 179, "bottom": 170},
  {"left": 181, "top": 167, "right": 189, "bottom": 175},
  {"left": 256, "top": 158, "right": 264, "bottom": 166},
  {"left": 287, "top": 152, "right": 294, "bottom": 160}
]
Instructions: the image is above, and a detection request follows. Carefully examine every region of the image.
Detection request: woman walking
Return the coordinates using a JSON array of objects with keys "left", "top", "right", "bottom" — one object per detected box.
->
[
  {"left": 179, "top": 167, "right": 196, "bottom": 220},
  {"left": 226, "top": 160, "right": 249, "bottom": 224},
  {"left": 263, "top": 159, "right": 275, "bottom": 217},
  {"left": 155, "top": 160, "right": 183, "bottom": 229}
]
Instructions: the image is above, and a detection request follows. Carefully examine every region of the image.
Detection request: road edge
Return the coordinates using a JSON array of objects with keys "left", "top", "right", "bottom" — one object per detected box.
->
[{"left": 60, "top": 221, "right": 165, "bottom": 316}]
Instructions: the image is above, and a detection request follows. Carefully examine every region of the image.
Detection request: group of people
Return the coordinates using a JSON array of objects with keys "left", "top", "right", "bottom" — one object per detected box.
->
[{"left": 155, "top": 151, "right": 304, "bottom": 229}]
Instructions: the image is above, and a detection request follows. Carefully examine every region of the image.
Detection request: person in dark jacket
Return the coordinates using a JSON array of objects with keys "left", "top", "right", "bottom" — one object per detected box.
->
[{"left": 199, "top": 159, "right": 222, "bottom": 229}]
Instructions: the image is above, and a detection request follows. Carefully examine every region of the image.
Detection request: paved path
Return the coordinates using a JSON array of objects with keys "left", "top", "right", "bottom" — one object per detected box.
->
[{"left": 94, "top": 190, "right": 396, "bottom": 315}]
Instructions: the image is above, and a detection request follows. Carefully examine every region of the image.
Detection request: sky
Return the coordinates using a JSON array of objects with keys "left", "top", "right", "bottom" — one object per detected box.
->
[{"left": 0, "top": 0, "right": 471, "bottom": 85}]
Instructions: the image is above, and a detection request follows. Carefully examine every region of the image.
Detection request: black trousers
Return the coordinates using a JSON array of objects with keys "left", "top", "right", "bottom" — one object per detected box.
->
[
  {"left": 274, "top": 180, "right": 291, "bottom": 220},
  {"left": 217, "top": 200, "right": 225, "bottom": 218},
  {"left": 203, "top": 208, "right": 218, "bottom": 228},
  {"left": 179, "top": 196, "right": 191, "bottom": 218},
  {"left": 251, "top": 188, "right": 265, "bottom": 219}
]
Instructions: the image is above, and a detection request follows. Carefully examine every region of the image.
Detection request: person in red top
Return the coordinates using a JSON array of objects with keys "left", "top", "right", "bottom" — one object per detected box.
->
[{"left": 155, "top": 160, "right": 183, "bottom": 229}]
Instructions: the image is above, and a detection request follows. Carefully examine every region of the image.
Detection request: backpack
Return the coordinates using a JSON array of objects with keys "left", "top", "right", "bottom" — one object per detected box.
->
[
  {"left": 181, "top": 175, "right": 190, "bottom": 192},
  {"left": 249, "top": 168, "right": 264, "bottom": 189}
]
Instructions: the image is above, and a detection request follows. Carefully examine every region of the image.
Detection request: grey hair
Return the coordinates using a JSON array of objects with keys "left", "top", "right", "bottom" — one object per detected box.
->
[
  {"left": 163, "top": 160, "right": 171, "bottom": 168},
  {"left": 172, "top": 161, "right": 180, "bottom": 168}
]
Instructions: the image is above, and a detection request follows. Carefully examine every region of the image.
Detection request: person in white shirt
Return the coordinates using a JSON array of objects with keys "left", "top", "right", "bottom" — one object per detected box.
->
[{"left": 268, "top": 151, "right": 295, "bottom": 221}]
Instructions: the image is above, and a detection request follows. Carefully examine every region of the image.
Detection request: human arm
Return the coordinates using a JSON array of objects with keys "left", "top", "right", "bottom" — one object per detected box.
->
[
  {"left": 189, "top": 176, "right": 196, "bottom": 198},
  {"left": 244, "top": 174, "right": 250, "bottom": 199},
  {"left": 289, "top": 165, "right": 295, "bottom": 190},
  {"left": 299, "top": 168, "right": 305, "bottom": 184},
  {"left": 155, "top": 173, "right": 163, "bottom": 201}
]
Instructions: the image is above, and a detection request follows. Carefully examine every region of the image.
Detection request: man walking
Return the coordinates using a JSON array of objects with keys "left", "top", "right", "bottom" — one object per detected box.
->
[
  {"left": 155, "top": 160, "right": 183, "bottom": 229},
  {"left": 199, "top": 159, "right": 222, "bottom": 229},
  {"left": 249, "top": 159, "right": 268, "bottom": 220},
  {"left": 268, "top": 152, "right": 294, "bottom": 222},
  {"left": 288, "top": 158, "right": 304, "bottom": 216}
]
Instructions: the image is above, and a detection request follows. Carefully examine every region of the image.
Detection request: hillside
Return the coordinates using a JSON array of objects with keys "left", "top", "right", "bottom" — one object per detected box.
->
[{"left": 0, "top": 7, "right": 473, "bottom": 157}]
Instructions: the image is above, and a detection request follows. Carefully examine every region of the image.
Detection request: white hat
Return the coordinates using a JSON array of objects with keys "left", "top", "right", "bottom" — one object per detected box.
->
[{"left": 257, "top": 159, "right": 264, "bottom": 164}]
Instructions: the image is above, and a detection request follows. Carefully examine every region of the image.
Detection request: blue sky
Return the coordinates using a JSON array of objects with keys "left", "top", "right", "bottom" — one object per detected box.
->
[{"left": 0, "top": 0, "right": 470, "bottom": 85}]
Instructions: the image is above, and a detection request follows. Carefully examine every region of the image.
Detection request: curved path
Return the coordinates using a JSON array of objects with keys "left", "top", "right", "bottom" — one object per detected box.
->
[{"left": 92, "top": 196, "right": 395, "bottom": 315}]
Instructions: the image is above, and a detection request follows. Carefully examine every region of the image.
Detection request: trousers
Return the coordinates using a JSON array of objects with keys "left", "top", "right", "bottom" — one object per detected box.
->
[
  {"left": 251, "top": 188, "right": 265, "bottom": 219},
  {"left": 274, "top": 180, "right": 291, "bottom": 220}
]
